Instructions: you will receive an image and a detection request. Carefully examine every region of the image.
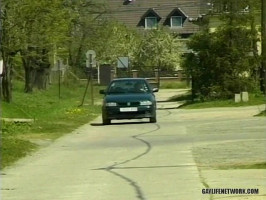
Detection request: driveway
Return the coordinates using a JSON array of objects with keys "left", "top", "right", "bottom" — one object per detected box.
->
[{"left": 1, "top": 89, "right": 266, "bottom": 200}]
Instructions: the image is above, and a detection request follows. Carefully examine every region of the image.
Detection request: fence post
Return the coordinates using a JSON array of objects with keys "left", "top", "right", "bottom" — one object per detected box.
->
[
  {"left": 110, "top": 69, "right": 115, "bottom": 81},
  {"left": 132, "top": 70, "right": 138, "bottom": 78},
  {"left": 154, "top": 68, "right": 159, "bottom": 84},
  {"left": 178, "top": 70, "right": 183, "bottom": 81}
]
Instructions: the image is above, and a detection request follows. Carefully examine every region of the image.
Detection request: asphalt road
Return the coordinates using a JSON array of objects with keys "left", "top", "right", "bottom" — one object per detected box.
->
[{"left": 1, "top": 89, "right": 266, "bottom": 200}]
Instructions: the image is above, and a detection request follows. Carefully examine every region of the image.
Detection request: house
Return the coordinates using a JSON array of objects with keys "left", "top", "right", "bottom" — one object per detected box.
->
[
  {"left": 99, "top": 0, "right": 210, "bottom": 79},
  {"left": 105, "top": 0, "right": 210, "bottom": 38}
]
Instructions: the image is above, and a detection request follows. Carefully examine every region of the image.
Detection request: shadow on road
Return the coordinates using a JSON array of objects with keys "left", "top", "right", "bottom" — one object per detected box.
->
[{"left": 90, "top": 121, "right": 150, "bottom": 126}]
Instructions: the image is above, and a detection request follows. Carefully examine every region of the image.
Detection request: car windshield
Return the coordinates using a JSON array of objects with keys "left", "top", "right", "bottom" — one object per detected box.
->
[{"left": 107, "top": 80, "right": 151, "bottom": 94}]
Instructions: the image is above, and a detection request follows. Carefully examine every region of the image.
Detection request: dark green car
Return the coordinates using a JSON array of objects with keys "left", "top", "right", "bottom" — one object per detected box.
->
[{"left": 100, "top": 78, "right": 158, "bottom": 125}]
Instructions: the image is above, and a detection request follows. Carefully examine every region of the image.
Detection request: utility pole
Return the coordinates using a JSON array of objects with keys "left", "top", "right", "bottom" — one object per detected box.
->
[
  {"left": 57, "top": 60, "right": 61, "bottom": 99},
  {"left": 89, "top": 54, "right": 94, "bottom": 106},
  {"left": 262, "top": 0, "right": 266, "bottom": 95}
]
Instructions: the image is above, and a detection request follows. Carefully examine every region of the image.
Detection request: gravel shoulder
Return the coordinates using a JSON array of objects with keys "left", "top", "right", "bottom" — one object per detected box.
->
[{"left": 183, "top": 105, "right": 266, "bottom": 200}]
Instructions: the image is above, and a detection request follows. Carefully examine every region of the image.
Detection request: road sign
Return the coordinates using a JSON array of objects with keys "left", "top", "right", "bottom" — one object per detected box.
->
[
  {"left": 86, "top": 50, "right": 96, "bottom": 68},
  {"left": 117, "top": 57, "right": 129, "bottom": 68},
  {"left": 86, "top": 60, "right": 90, "bottom": 68},
  {"left": 86, "top": 50, "right": 96, "bottom": 59},
  {"left": 86, "top": 58, "right": 97, "bottom": 68},
  {"left": 0, "top": 60, "right": 3, "bottom": 75},
  {"left": 84, "top": 50, "right": 96, "bottom": 106}
]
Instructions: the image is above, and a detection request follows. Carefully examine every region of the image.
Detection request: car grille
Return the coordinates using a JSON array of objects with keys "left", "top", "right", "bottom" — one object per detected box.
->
[{"left": 117, "top": 102, "right": 140, "bottom": 106}]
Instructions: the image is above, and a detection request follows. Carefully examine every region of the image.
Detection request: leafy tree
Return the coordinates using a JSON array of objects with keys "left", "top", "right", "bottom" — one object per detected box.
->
[
  {"left": 0, "top": 1, "right": 21, "bottom": 102},
  {"left": 210, "top": 0, "right": 264, "bottom": 93},
  {"left": 1, "top": 0, "right": 71, "bottom": 98},
  {"left": 133, "top": 27, "right": 182, "bottom": 72},
  {"left": 91, "top": 24, "right": 182, "bottom": 76},
  {"left": 91, "top": 21, "right": 141, "bottom": 66},
  {"left": 0, "top": 0, "right": 107, "bottom": 99},
  {"left": 65, "top": 0, "right": 107, "bottom": 72},
  {"left": 182, "top": 5, "right": 260, "bottom": 100},
  {"left": 210, "top": 0, "right": 261, "bottom": 12},
  {"left": 18, "top": 0, "right": 70, "bottom": 93}
]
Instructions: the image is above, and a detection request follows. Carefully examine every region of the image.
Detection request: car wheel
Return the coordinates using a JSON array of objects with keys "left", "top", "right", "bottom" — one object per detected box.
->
[
  {"left": 102, "top": 115, "right": 111, "bottom": 125},
  {"left": 149, "top": 116, "right": 157, "bottom": 123},
  {"left": 103, "top": 118, "right": 111, "bottom": 125}
]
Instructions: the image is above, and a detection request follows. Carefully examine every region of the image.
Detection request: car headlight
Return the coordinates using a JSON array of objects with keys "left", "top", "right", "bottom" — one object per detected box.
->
[
  {"left": 140, "top": 101, "right": 152, "bottom": 106},
  {"left": 105, "top": 102, "right": 117, "bottom": 107}
]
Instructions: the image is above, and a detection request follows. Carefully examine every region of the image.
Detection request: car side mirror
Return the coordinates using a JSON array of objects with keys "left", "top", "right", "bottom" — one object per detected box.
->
[
  {"left": 99, "top": 90, "right": 106, "bottom": 94},
  {"left": 152, "top": 88, "right": 159, "bottom": 93}
]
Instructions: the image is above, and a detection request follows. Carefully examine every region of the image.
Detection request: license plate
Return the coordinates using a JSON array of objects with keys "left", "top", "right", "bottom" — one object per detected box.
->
[{"left": 120, "top": 107, "right": 138, "bottom": 112}]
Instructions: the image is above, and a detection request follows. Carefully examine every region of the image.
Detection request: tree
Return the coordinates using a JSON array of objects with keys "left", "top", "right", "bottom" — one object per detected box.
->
[
  {"left": 0, "top": 1, "right": 22, "bottom": 102},
  {"left": 65, "top": 0, "right": 107, "bottom": 72},
  {"left": 91, "top": 21, "right": 141, "bottom": 66},
  {"left": 0, "top": 0, "right": 71, "bottom": 97},
  {"left": 182, "top": 6, "right": 260, "bottom": 100},
  {"left": 91, "top": 24, "right": 183, "bottom": 77},
  {"left": 133, "top": 27, "right": 182, "bottom": 72},
  {"left": 18, "top": 0, "right": 70, "bottom": 93},
  {"left": 261, "top": 0, "right": 266, "bottom": 94},
  {"left": 209, "top": 0, "right": 263, "bottom": 93}
]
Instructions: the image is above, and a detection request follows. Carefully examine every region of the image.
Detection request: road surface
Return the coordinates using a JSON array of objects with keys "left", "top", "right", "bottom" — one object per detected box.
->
[{"left": 1, "top": 89, "right": 266, "bottom": 200}]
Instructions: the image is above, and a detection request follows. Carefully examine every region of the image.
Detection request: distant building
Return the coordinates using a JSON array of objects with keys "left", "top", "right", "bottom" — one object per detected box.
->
[{"left": 105, "top": 0, "right": 210, "bottom": 38}]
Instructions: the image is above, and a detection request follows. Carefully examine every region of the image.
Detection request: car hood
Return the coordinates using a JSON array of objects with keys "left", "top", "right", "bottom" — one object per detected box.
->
[{"left": 105, "top": 93, "right": 155, "bottom": 102}]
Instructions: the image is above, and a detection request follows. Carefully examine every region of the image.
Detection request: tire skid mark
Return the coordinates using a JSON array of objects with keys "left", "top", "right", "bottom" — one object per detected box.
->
[
  {"left": 107, "top": 169, "right": 146, "bottom": 200},
  {"left": 157, "top": 105, "right": 173, "bottom": 118},
  {"left": 112, "top": 124, "right": 160, "bottom": 167},
  {"left": 94, "top": 124, "right": 161, "bottom": 200},
  {"left": 108, "top": 124, "right": 160, "bottom": 168}
]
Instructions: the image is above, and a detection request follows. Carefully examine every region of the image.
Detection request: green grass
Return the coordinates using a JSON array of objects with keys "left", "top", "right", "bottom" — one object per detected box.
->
[
  {"left": 1, "top": 137, "right": 37, "bottom": 169},
  {"left": 168, "top": 93, "right": 192, "bottom": 102},
  {"left": 171, "top": 93, "right": 266, "bottom": 109},
  {"left": 217, "top": 162, "right": 266, "bottom": 170},
  {"left": 1, "top": 80, "right": 104, "bottom": 169},
  {"left": 255, "top": 110, "right": 266, "bottom": 117},
  {"left": 159, "top": 81, "right": 189, "bottom": 89},
  {"left": 2, "top": 101, "right": 31, "bottom": 118}
]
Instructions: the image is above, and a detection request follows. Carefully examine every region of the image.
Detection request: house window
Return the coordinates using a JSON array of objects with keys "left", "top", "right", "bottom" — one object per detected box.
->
[
  {"left": 171, "top": 16, "right": 182, "bottom": 28},
  {"left": 145, "top": 17, "right": 158, "bottom": 29}
]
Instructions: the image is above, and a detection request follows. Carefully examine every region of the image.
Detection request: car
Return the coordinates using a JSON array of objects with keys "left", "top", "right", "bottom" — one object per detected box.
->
[{"left": 99, "top": 78, "right": 158, "bottom": 125}]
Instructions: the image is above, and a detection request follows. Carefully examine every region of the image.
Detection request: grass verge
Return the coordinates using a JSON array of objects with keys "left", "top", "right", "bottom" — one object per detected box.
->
[
  {"left": 1, "top": 80, "right": 104, "bottom": 169},
  {"left": 169, "top": 92, "right": 265, "bottom": 109},
  {"left": 1, "top": 137, "right": 37, "bottom": 169},
  {"left": 254, "top": 110, "right": 266, "bottom": 117},
  {"left": 217, "top": 162, "right": 266, "bottom": 170},
  {"left": 159, "top": 80, "right": 189, "bottom": 89}
]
